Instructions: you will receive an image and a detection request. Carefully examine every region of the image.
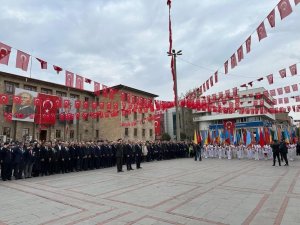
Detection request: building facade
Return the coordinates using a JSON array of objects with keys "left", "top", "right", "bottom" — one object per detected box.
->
[
  {"left": 0, "top": 72, "right": 157, "bottom": 142},
  {"left": 193, "top": 87, "right": 276, "bottom": 134}
]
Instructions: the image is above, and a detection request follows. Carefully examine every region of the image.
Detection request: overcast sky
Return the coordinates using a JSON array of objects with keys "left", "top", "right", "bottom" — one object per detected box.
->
[{"left": 0, "top": 0, "right": 300, "bottom": 117}]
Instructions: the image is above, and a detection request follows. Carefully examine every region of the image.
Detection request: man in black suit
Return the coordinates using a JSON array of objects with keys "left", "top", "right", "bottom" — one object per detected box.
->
[
  {"left": 116, "top": 139, "right": 124, "bottom": 172},
  {"left": 134, "top": 142, "right": 142, "bottom": 169},
  {"left": 23, "top": 143, "right": 35, "bottom": 178},
  {"left": 12, "top": 142, "right": 24, "bottom": 179},
  {"left": 279, "top": 140, "right": 289, "bottom": 166},
  {"left": 296, "top": 140, "right": 300, "bottom": 156},
  {"left": 1, "top": 142, "right": 12, "bottom": 181},
  {"left": 271, "top": 140, "right": 281, "bottom": 166}
]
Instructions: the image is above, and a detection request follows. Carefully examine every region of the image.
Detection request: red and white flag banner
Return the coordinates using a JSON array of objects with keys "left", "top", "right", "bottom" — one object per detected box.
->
[
  {"left": 279, "top": 68, "right": 287, "bottom": 78},
  {"left": 0, "top": 42, "right": 11, "bottom": 65},
  {"left": 53, "top": 65, "right": 63, "bottom": 74},
  {"left": 36, "top": 58, "right": 47, "bottom": 69},
  {"left": 277, "top": 0, "right": 293, "bottom": 20},
  {"left": 237, "top": 45, "right": 244, "bottom": 62},
  {"left": 277, "top": 87, "right": 283, "bottom": 95},
  {"left": 65, "top": 71, "right": 74, "bottom": 87},
  {"left": 267, "top": 74, "right": 273, "bottom": 84},
  {"left": 76, "top": 75, "right": 84, "bottom": 90},
  {"left": 231, "top": 53, "right": 237, "bottom": 69},
  {"left": 257, "top": 22, "right": 267, "bottom": 41},
  {"left": 284, "top": 86, "right": 291, "bottom": 93},
  {"left": 292, "top": 84, "right": 298, "bottom": 92},
  {"left": 210, "top": 76, "right": 213, "bottom": 87},
  {"left": 16, "top": 50, "right": 30, "bottom": 71},
  {"left": 289, "top": 64, "right": 297, "bottom": 75},
  {"left": 224, "top": 60, "right": 229, "bottom": 74},
  {"left": 246, "top": 36, "right": 251, "bottom": 53},
  {"left": 267, "top": 9, "right": 276, "bottom": 28},
  {"left": 94, "top": 82, "right": 100, "bottom": 93},
  {"left": 295, "top": 0, "right": 300, "bottom": 5},
  {"left": 214, "top": 71, "right": 218, "bottom": 83}
]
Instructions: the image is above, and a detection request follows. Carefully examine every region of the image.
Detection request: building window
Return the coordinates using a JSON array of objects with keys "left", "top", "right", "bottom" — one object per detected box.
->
[
  {"left": 56, "top": 91, "right": 66, "bottom": 97},
  {"left": 24, "top": 85, "right": 37, "bottom": 92},
  {"left": 70, "top": 130, "right": 74, "bottom": 139},
  {"left": 22, "top": 128, "right": 29, "bottom": 137},
  {"left": 142, "top": 129, "right": 146, "bottom": 137},
  {"left": 3, "top": 105, "right": 12, "bottom": 113},
  {"left": 41, "top": 88, "right": 53, "bottom": 94},
  {"left": 150, "top": 129, "right": 153, "bottom": 137},
  {"left": 134, "top": 128, "right": 138, "bottom": 137},
  {"left": 5, "top": 81, "right": 19, "bottom": 94},
  {"left": 95, "top": 130, "right": 99, "bottom": 139},
  {"left": 3, "top": 127, "right": 11, "bottom": 138},
  {"left": 125, "top": 114, "right": 129, "bottom": 120},
  {"left": 134, "top": 112, "right": 137, "bottom": 120},
  {"left": 70, "top": 94, "right": 79, "bottom": 99},
  {"left": 84, "top": 97, "right": 89, "bottom": 102},
  {"left": 55, "top": 130, "right": 61, "bottom": 139},
  {"left": 125, "top": 128, "right": 129, "bottom": 136}
]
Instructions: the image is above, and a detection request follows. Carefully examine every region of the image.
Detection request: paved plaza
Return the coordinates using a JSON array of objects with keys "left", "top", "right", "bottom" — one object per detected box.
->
[{"left": 0, "top": 158, "right": 300, "bottom": 225}]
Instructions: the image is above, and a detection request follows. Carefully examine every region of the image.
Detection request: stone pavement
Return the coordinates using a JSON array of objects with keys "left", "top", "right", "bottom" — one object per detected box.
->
[{"left": 0, "top": 158, "right": 300, "bottom": 225}]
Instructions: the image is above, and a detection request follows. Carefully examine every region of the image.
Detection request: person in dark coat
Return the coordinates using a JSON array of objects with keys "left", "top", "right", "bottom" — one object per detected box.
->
[
  {"left": 23, "top": 143, "right": 35, "bottom": 178},
  {"left": 32, "top": 142, "right": 41, "bottom": 177},
  {"left": 125, "top": 142, "right": 134, "bottom": 171},
  {"left": 1, "top": 142, "right": 12, "bottom": 181},
  {"left": 271, "top": 140, "right": 281, "bottom": 166},
  {"left": 279, "top": 140, "right": 289, "bottom": 166},
  {"left": 40, "top": 142, "right": 49, "bottom": 176},
  {"left": 116, "top": 139, "right": 124, "bottom": 172},
  {"left": 134, "top": 142, "right": 142, "bottom": 169},
  {"left": 296, "top": 140, "right": 300, "bottom": 156},
  {"left": 47, "top": 142, "right": 55, "bottom": 175},
  {"left": 12, "top": 142, "right": 24, "bottom": 179}
]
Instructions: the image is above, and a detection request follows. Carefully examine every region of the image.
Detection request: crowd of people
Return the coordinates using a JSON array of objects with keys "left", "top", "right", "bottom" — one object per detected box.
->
[
  {"left": 0, "top": 140, "right": 190, "bottom": 181},
  {"left": 1, "top": 139, "right": 299, "bottom": 181}
]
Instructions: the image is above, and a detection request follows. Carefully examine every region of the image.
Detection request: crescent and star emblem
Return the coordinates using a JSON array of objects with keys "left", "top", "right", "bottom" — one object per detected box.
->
[{"left": 43, "top": 99, "right": 53, "bottom": 113}]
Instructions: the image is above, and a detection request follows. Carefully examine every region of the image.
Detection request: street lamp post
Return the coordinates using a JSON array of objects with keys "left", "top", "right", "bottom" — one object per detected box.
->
[{"left": 168, "top": 49, "right": 182, "bottom": 141}]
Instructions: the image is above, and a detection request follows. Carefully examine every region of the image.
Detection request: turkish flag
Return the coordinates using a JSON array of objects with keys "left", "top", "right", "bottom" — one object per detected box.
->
[
  {"left": 76, "top": 75, "right": 84, "bottom": 90},
  {"left": 296, "top": 96, "right": 300, "bottom": 102},
  {"left": 36, "top": 58, "right": 47, "bottom": 69},
  {"left": 284, "top": 97, "right": 289, "bottom": 104},
  {"left": 270, "top": 89, "right": 276, "bottom": 96},
  {"left": 0, "top": 42, "right": 12, "bottom": 65},
  {"left": 284, "top": 86, "right": 291, "bottom": 93},
  {"left": 35, "top": 93, "right": 59, "bottom": 125},
  {"left": 210, "top": 76, "right": 213, "bottom": 87},
  {"left": 233, "top": 87, "right": 238, "bottom": 96},
  {"left": 154, "top": 114, "right": 161, "bottom": 136},
  {"left": 273, "top": 99, "right": 278, "bottom": 105},
  {"left": 63, "top": 99, "right": 70, "bottom": 108},
  {"left": 279, "top": 68, "right": 287, "bottom": 78},
  {"left": 13, "top": 95, "right": 22, "bottom": 104},
  {"left": 231, "top": 53, "right": 237, "bottom": 69},
  {"left": 292, "top": 84, "right": 298, "bottom": 92},
  {"left": 83, "top": 101, "right": 89, "bottom": 109},
  {"left": 237, "top": 45, "right": 244, "bottom": 62},
  {"left": 206, "top": 80, "right": 209, "bottom": 90},
  {"left": 267, "top": 9, "right": 276, "bottom": 27},
  {"left": 0, "top": 94, "right": 9, "bottom": 104},
  {"left": 65, "top": 71, "right": 74, "bottom": 87},
  {"left": 289, "top": 64, "right": 297, "bottom": 75},
  {"left": 246, "top": 36, "right": 251, "bottom": 53},
  {"left": 102, "top": 85, "right": 108, "bottom": 97},
  {"left": 203, "top": 83, "right": 206, "bottom": 92},
  {"left": 92, "top": 102, "right": 98, "bottom": 110},
  {"left": 223, "top": 120, "right": 235, "bottom": 135},
  {"left": 75, "top": 100, "right": 81, "bottom": 109},
  {"left": 94, "top": 82, "right": 100, "bottom": 93},
  {"left": 214, "top": 71, "right": 218, "bottom": 83},
  {"left": 224, "top": 60, "right": 228, "bottom": 74},
  {"left": 16, "top": 50, "right": 30, "bottom": 71},
  {"left": 266, "top": 74, "right": 273, "bottom": 84},
  {"left": 54, "top": 98, "right": 62, "bottom": 108},
  {"left": 278, "top": 0, "right": 293, "bottom": 20},
  {"left": 34, "top": 97, "right": 41, "bottom": 106},
  {"left": 277, "top": 87, "right": 283, "bottom": 95},
  {"left": 279, "top": 98, "right": 283, "bottom": 104},
  {"left": 257, "top": 22, "right": 267, "bottom": 41},
  {"left": 53, "top": 65, "right": 63, "bottom": 74}
]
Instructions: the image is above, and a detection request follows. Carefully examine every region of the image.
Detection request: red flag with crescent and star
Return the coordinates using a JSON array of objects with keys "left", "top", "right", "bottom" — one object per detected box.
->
[
  {"left": 76, "top": 75, "right": 84, "bottom": 90},
  {"left": 223, "top": 120, "right": 235, "bottom": 135},
  {"left": 65, "top": 71, "right": 74, "bottom": 87},
  {"left": 35, "top": 93, "right": 59, "bottom": 125},
  {"left": 278, "top": 0, "right": 293, "bottom": 20},
  {"left": 257, "top": 22, "right": 267, "bottom": 41},
  {"left": 0, "top": 42, "right": 12, "bottom": 65},
  {"left": 36, "top": 58, "right": 47, "bottom": 69},
  {"left": 16, "top": 50, "right": 30, "bottom": 71},
  {"left": 246, "top": 36, "right": 251, "bottom": 53}
]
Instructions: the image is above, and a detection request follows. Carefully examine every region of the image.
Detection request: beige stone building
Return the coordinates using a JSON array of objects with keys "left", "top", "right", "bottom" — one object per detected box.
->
[{"left": 0, "top": 72, "right": 157, "bottom": 142}]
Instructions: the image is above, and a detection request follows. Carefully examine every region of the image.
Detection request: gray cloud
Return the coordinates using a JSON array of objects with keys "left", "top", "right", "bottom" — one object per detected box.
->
[{"left": 0, "top": 0, "right": 299, "bottom": 117}]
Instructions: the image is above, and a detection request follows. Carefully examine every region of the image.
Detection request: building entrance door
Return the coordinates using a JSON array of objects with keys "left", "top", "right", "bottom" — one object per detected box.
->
[{"left": 40, "top": 130, "right": 47, "bottom": 141}]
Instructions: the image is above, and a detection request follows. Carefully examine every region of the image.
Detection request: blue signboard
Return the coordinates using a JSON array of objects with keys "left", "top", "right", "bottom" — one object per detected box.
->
[{"left": 209, "top": 121, "right": 272, "bottom": 129}]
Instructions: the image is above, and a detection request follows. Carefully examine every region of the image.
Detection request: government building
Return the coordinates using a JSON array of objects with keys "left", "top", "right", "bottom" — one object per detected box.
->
[{"left": 0, "top": 71, "right": 158, "bottom": 142}]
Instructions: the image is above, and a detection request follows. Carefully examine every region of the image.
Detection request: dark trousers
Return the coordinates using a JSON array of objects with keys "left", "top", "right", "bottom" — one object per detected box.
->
[
  {"left": 126, "top": 156, "right": 133, "bottom": 170},
  {"left": 116, "top": 157, "right": 123, "bottom": 172},
  {"left": 136, "top": 155, "right": 141, "bottom": 168},
  {"left": 2, "top": 163, "right": 12, "bottom": 180},
  {"left": 273, "top": 152, "right": 281, "bottom": 166},
  {"left": 281, "top": 152, "right": 289, "bottom": 165},
  {"left": 13, "top": 163, "right": 23, "bottom": 179}
]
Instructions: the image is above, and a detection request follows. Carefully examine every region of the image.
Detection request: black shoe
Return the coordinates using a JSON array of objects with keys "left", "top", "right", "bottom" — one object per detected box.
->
[
  {"left": 130, "top": 168, "right": 134, "bottom": 170},
  {"left": 272, "top": 164, "right": 275, "bottom": 166},
  {"left": 279, "top": 165, "right": 281, "bottom": 166},
  {"left": 118, "top": 170, "right": 124, "bottom": 172},
  {"left": 284, "top": 164, "right": 289, "bottom": 166}
]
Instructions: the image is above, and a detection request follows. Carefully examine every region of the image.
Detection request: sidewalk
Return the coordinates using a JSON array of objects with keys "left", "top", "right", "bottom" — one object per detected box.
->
[{"left": 0, "top": 158, "right": 299, "bottom": 225}]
